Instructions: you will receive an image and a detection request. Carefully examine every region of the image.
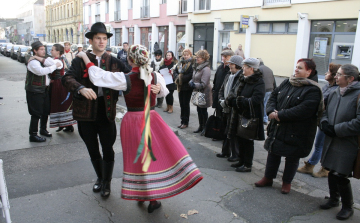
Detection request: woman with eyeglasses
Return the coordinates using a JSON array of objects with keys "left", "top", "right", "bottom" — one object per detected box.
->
[
  {"left": 255, "top": 58, "right": 323, "bottom": 194},
  {"left": 297, "top": 63, "right": 341, "bottom": 177},
  {"left": 319, "top": 64, "right": 360, "bottom": 220},
  {"left": 159, "top": 51, "right": 178, "bottom": 113}
]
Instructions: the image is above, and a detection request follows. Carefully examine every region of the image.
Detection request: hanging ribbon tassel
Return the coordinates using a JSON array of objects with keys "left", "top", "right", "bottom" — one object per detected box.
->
[{"left": 133, "top": 84, "right": 156, "bottom": 172}]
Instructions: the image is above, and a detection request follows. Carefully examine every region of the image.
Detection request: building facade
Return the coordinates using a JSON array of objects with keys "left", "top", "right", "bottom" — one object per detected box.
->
[
  {"left": 83, "top": 0, "right": 188, "bottom": 58},
  {"left": 186, "top": 0, "right": 360, "bottom": 77},
  {"left": 45, "top": 0, "right": 84, "bottom": 44},
  {"left": 16, "top": 0, "right": 46, "bottom": 45}
]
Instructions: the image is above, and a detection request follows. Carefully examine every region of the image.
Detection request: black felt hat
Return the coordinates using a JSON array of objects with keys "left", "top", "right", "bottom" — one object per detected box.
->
[
  {"left": 85, "top": 22, "right": 113, "bottom": 39},
  {"left": 31, "top": 41, "right": 44, "bottom": 50}
]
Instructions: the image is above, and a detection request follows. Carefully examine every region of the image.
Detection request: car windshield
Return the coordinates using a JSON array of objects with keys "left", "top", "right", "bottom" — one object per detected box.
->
[
  {"left": 7, "top": 45, "right": 13, "bottom": 49},
  {"left": 46, "top": 45, "right": 52, "bottom": 55},
  {"left": 13, "top": 46, "right": 20, "bottom": 50},
  {"left": 21, "top": 47, "right": 28, "bottom": 52}
]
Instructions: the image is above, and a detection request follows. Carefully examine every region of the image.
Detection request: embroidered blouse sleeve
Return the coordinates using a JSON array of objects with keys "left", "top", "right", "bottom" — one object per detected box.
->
[
  {"left": 44, "top": 58, "right": 63, "bottom": 69},
  {"left": 88, "top": 65, "right": 128, "bottom": 91},
  {"left": 28, "top": 60, "right": 57, "bottom": 76},
  {"left": 156, "top": 72, "right": 169, "bottom": 98}
]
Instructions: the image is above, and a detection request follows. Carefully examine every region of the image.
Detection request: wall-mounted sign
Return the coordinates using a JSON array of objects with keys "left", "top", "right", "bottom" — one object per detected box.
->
[
  {"left": 241, "top": 15, "right": 250, "bottom": 29},
  {"left": 313, "top": 37, "right": 328, "bottom": 57},
  {"left": 36, "top": 34, "right": 46, "bottom": 37}
]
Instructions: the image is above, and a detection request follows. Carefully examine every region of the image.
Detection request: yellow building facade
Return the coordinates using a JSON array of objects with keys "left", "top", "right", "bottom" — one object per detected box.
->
[
  {"left": 45, "top": 0, "right": 83, "bottom": 44},
  {"left": 186, "top": 0, "right": 360, "bottom": 78}
]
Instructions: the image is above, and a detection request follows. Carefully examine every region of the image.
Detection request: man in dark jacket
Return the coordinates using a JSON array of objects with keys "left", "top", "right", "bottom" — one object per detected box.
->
[
  {"left": 117, "top": 42, "right": 131, "bottom": 70},
  {"left": 62, "top": 22, "right": 130, "bottom": 198},
  {"left": 212, "top": 50, "right": 234, "bottom": 118},
  {"left": 258, "top": 58, "right": 275, "bottom": 125}
]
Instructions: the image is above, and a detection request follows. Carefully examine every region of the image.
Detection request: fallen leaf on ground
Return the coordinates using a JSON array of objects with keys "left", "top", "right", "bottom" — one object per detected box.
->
[
  {"left": 233, "top": 212, "right": 238, "bottom": 217},
  {"left": 187, "top": 147, "right": 191, "bottom": 150},
  {"left": 187, "top": 209, "right": 199, "bottom": 215},
  {"left": 180, "top": 214, "right": 188, "bottom": 219},
  {"left": 164, "top": 214, "right": 169, "bottom": 219}
]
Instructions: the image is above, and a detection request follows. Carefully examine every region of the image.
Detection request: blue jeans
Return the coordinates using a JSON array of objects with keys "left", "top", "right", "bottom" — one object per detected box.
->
[
  {"left": 308, "top": 128, "right": 325, "bottom": 165},
  {"left": 263, "top": 92, "right": 271, "bottom": 123}
]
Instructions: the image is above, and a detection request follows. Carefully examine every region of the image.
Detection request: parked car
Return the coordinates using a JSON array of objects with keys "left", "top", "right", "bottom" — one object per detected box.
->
[
  {"left": 17, "top": 46, "right": 30, "bottom": 63},
  {"left": 0, "top": 43, "right": 8, "bottom": 54},
  {"left": 24, "top": 47, "right": 33, "bottom": 65},
  {"left": 4, "top": 44, "right": 13, "bottom": 57},
  {"left": 110, "top": 46, "right": 123, "bottom": 58},
  {"left": 11, "top": 45, "right": 24, "bottom": 60}
]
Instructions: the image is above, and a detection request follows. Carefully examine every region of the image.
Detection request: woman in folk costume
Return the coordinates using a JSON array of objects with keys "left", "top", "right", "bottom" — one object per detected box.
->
[
  {"left": 31, "top": 44, "right": 77, "bottom": 132},
  {"left": 80, "top": 44, "right": 203, "bottom": 213}
]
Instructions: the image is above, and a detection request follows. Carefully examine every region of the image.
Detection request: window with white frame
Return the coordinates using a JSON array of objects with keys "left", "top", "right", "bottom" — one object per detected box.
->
[
  {"left": 141, "top": 0, "right": 149, "bottom": 18},
  {"left": 195, "top": 0, "right": 210, "bottom": 11},
  {"left": 257, "top": 22, "right": 298, "bottom": 34},
  {"left": 106, "top": 0, "right": 109, "bottom": 14},
  {"left": 181, "top": 0, "right": 187, "bottom": 13},
  {"left": 88, "top": 5, "right": 91, "bottom": 17},
  {"left": 161, "top": 0, "right": 166, "bottom": 3},
  {"left": 115, "top": 0, "right": 121, "bottom": 20},
  {"left": 129, "top": 0, "right": 133, "bottom": 9},
  {"left": 95, "top": 3, "right": 101, "bottom": 22}
]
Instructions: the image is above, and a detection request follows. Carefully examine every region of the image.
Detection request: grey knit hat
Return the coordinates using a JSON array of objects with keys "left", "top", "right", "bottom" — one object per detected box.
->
[
  {"left": 242, "top": 58, "right": 260, "bottom": 69},
  {"left": 227, "top": 55, "right": 243, "bottom": 67},
  {"left": 221, "top": 49, "right": 234, "bottom": 57}
]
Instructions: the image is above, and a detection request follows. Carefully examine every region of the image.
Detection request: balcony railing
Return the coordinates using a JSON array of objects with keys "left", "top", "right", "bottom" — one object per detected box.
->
[
  {"left": 114, "top": 11, "right": 121, "bottom": 21},
  {"left": 140, "top": 5, "right": 149, "bottom": 18},
  {"left": 263, "top": 0, "right": 291, "bottom": 6},
  {"left": 95, "top": 14, "right": 100, "bottom": 22}
]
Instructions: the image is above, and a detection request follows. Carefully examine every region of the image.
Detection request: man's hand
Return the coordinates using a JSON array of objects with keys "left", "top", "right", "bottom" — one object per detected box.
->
[
  {"left": 56, "top": 62, "right": 62, "bottom": 68},
  {"left": 269, "top": 110, "right": 280, "bottom": 121},
  {"left": 28, "top": 55, "right": 43, "bottom": 63},
  {"left": 79, "top": 88, "right": 97, "bottom": 100},
  {"left": 76, "top": 51, "right": 87, "bottom": 59},
  {"left": 151, "top": 83, "right": 161, "bottom": 94}
]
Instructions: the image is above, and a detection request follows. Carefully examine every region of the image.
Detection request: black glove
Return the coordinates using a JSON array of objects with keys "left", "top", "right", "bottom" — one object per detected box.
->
[
  {"left": 321, "top": 121, "right": 336, "bottom": 138},
  {"left": 226, "top": 98, "right": 237, "bottom": 107},
  {"left": 189, "top": 81, "right": 196, "bottom": 89}
]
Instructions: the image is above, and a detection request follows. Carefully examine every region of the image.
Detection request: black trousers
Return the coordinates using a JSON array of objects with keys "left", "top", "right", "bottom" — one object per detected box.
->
[
  {"left": 26, "top": 89, "right": 50, "bottom": 134},
  {"left": 264, "top": 152, "right": 300, "bottom": 184},
  {"left": 165, "top": 90, "right": 174, "bottom": 105},
  {"left": 178, "top": 90, "right": 192, "bottom": 125},
  {"left": 77, "top": 97, "right": 117, "bottom": 162}
]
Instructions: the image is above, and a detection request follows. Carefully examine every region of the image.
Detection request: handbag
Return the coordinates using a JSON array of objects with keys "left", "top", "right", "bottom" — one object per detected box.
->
[
  {"left": 204, "top": 110, "right": 225, "bottom": 140},
  {"left": 191, "top": 90, "right": 206, "bottom": 106},
  {"left": 236, "top": 99, "right": 259, "bottom": 140},
  {"left": 353, "top": 94, "right": 360, "bottom": 179}
]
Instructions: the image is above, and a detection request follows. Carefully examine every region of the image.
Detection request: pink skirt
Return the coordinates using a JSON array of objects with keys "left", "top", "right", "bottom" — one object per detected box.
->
[{"left": 120, "top": 110, "right": 203, "bottom": 201}]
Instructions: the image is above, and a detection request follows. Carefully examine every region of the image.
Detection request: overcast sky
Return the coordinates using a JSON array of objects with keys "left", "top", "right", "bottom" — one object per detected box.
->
[{"left": 0, "top": 0, "right": 30, "bottom": 18}]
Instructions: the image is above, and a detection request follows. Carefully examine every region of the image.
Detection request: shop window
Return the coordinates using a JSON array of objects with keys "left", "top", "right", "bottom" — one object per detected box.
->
[
  {"left": 335, "top": 20, "right": 357, "bottom": 32},
  {"left": 223, "top": 23, "right": 234, "bottom": 31},
  {"left": 258, "top": 22, "right": 298, "bottom": 34},
  {"left": 311, "top": 21, "right": 334, "bottom": 32}
]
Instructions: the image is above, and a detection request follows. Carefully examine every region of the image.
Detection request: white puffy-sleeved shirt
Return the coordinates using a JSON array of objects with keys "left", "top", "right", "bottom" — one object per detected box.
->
[
  {"left": 43, "top": 57, "right": 64, "bottom": 70},
  {"left": 88, "top": 66, "right": 169, "bottom": 98},
  {"left": 27, "top": 58, "right": 58, "bottom": 86}
]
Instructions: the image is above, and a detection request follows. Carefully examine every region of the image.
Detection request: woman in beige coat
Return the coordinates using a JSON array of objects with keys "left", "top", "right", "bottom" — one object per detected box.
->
[{"left": 189, "top": 50, "right": 212, "bottom": 135}]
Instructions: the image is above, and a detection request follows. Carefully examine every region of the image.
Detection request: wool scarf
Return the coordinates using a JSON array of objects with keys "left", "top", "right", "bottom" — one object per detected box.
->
[
  {"left": 164, "top": 57, "right": 173, "bottom": 66},
  {"left": 339, "top": 81, "right": 358, "bottom": 96},
  {"left": 175, "top": 57, "right": 193, "bottom": 92}
]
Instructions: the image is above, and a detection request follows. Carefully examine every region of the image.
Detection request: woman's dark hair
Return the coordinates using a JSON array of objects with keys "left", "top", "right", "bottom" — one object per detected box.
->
[
  {"left": 341, "top": 64, "right": 360, "bottom": 80},
  {"left": 329, "top": 63, "right": 341, "bottom": 77},
  {"left": 154, "top": 49, "right": 162, "bottom": 56},
  {"left": 53, "top": 43, "right": 64, "bottom": 56},
  {"left": 166, "top": 51, "right": 175, "bottom": 59},
  {"left": 297, "top": 58, "right": 317, "bottom": 76}
]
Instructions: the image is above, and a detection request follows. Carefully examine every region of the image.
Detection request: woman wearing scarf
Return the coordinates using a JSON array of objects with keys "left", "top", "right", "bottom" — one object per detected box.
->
[
  {"left": 216, "top": 55, "right": 243, "bottom": 159},
  {"left": 319, "top": 64, "right": 360, "bottom": 220},
  {"left": 159, "top": 51, "right": 178, "bottom": 113},
  {"left": 173, "top": 49, "right": 195, "bottom": 129},
  {"left": 189, "top": 50, "right": 212, "bottom": 135},
  {"left": 255, "top": 58, "right": 323, "bottom": 194},
  {"left": 150, "top": 49, "right": 164, "bottom": 108},
  {"left": 31, "top": 44, "right": 77, "bottom": 132},
  {"left": 80, "top": 44, "right": 203, "bottom": 213},
  {"left": 225, "top": 58, "right": 265, "bottom": 172}
]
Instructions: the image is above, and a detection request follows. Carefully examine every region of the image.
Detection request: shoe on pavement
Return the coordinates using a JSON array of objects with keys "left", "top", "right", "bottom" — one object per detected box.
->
[
  {"left": 297, "top": 161, "right": 314, "bottom": 174},
  {"left": 148, "top": 201, "right": 161, "bottom": 213},
  {"left": 235, "top": 165, "right": 252, "bottom": 172},
  {"left": 39, "top": 129, "right": 52, "bottom": 137},
  {"left": 312, "top": 167, "right": 329, "bottom": 178},
  {"left": 255, "top": 177, "right": 273, "bottom": 187},
  {"left": 320, "top": 198, "right": 340, "bottom": 210},
  {"left": 29, "top": 135, "right": 46, "bottom": 142},
  {"left": 281, "top": 182, "right": 291, "bottom": 194},
  {"left": 227, "top": 157, "right": 240, "bottom": 162},
  {"left": 216, "top": 153, "right": 230, "bottom": 158}
]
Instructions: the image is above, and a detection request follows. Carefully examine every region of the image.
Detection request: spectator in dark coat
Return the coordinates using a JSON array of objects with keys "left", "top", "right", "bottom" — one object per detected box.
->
[
  {"left": 258, "top": 58, "right": 275, "bottom": 124},
  {"left": 216, "top": 55, "right": 243, "bottom": 159},
  {"left": 319, "top": 64, "right": 360, "bottom": 220},
  {"left": 159, "top": 51, "right": 178, "bottom": 113},
  {"left": 117, "top": 42, "right": 131, "bottom": 70},
  {"left": 173, "top": 49, "right": 194, "bottom": 129},
  {"left": 297, "top": 63, "right": 341, "bottom": 178},
  {"left": 255, "top": 58, "right": 323, "bottom": 195},
  {"left": 225, "top": 58, "right": 265, "bottom": 171}
]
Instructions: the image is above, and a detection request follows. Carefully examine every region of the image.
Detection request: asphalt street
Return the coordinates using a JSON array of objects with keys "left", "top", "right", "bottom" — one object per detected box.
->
[{"left": 0, "top": 54, "right": 359, "bottom": 223}]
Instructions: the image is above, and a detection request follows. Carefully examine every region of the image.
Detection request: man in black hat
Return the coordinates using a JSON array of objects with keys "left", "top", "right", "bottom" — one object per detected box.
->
[
  {"left": 62, "top": 22, "right": 131, "bottom": 198},
  {"left": 26, "top": 41, "right": 62, "bottom": 142}
]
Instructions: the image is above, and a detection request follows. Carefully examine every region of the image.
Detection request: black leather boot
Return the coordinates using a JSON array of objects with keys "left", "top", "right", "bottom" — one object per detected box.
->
[
  {"left": 193, "top": 113, "right": 203, "bottom": 133},
  {"left": 156, "top": 97, "right": 164, "bottom": 108},
  {"left": 200, "top": 112, "right": 208, "bottom": 136},
  {"left": 101, "top": 161, "right": 114, "bottom": 198},
  {"left": 336, "top": 181, "right": 354, "bottom": 220},
  {"left": 320, "top": 173, "right": 340, "bottom": 209},
  {"left": 63, "top": 125, "right": 74, "bottom": 132},
  {"left": 29, "top": 116, "right": 46, "bottom": 142},
  {"left": 29, "top": 133, "right": 46, "bottom": 142},
  {"left": 91, "top": 159, "right": 103, "bottom": 193},
  {"left": 40, "top": 115, "right": 52, "bottom": 137}
]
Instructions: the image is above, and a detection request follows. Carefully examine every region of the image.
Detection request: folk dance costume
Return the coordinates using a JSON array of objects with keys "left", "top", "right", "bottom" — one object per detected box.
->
[
  {"left": 87, "top": 44, "right": 203, "bottom": 212},
  {"left": 45, "top": 57, "right": 77, "bottom": 129}
]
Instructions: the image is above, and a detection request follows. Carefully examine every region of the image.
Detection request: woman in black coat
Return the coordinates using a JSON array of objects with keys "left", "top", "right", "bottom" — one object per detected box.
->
[
  {"left": 173, "top": 49, "right": 194, "bottom": 129},
  {"left": 255, "top": 58, "right": 323, "bottom": 194},
  {"left": 159, "top": 51, "right": 178, "bottom": 113},
  {"left": 225, "top": 58, "right": 265, "bottom": 173}
]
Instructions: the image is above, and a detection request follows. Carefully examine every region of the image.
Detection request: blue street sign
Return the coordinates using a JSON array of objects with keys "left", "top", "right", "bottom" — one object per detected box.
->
[{"left": 36, "top": 34, "right": 46, "bottom": 37}]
